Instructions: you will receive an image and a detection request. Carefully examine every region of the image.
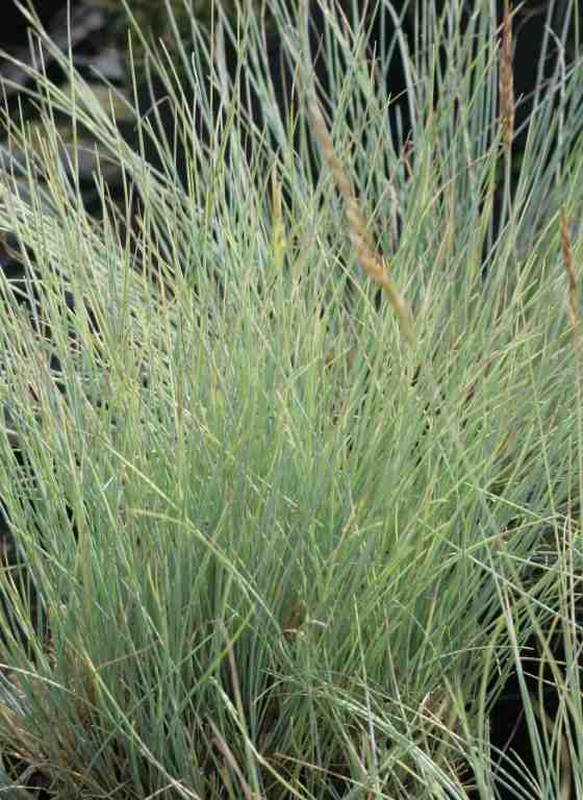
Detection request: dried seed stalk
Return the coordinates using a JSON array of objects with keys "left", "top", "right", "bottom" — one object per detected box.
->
[
  {"left": 308, "top": 97, "right": 416, "bottom": 346},
  {"left": 499, "top": 0, "right": 515, "bottom": 153},
  {"left": 561, "top": 208, "right": 580, "bottom": 355}
]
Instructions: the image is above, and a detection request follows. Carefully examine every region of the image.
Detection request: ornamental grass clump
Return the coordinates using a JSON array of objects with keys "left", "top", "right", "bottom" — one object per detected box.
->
[{"left": 0, "top": 0, "right": 582, "bottom": 797}]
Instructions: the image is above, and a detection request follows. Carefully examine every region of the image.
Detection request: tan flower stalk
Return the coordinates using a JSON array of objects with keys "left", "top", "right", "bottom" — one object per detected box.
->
[
  {"left": 561, "top": 207, "right": 580, "bottom": 357},
  {"left": 307, "top": 97, "right": 416, "bottom": 346},
  {"left": 499, "top": 0, "right": 515, "bottom": 154}
]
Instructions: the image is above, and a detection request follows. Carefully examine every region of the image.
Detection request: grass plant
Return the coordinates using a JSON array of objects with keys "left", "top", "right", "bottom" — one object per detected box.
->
[{"left": 0, "top": 0, "right": 582, "bottom": 797}]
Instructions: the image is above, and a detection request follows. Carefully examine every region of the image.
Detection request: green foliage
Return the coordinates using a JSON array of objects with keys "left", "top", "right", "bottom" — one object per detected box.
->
[{"left": 0, "top": 0, "right": 582, "bottom": 797}]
